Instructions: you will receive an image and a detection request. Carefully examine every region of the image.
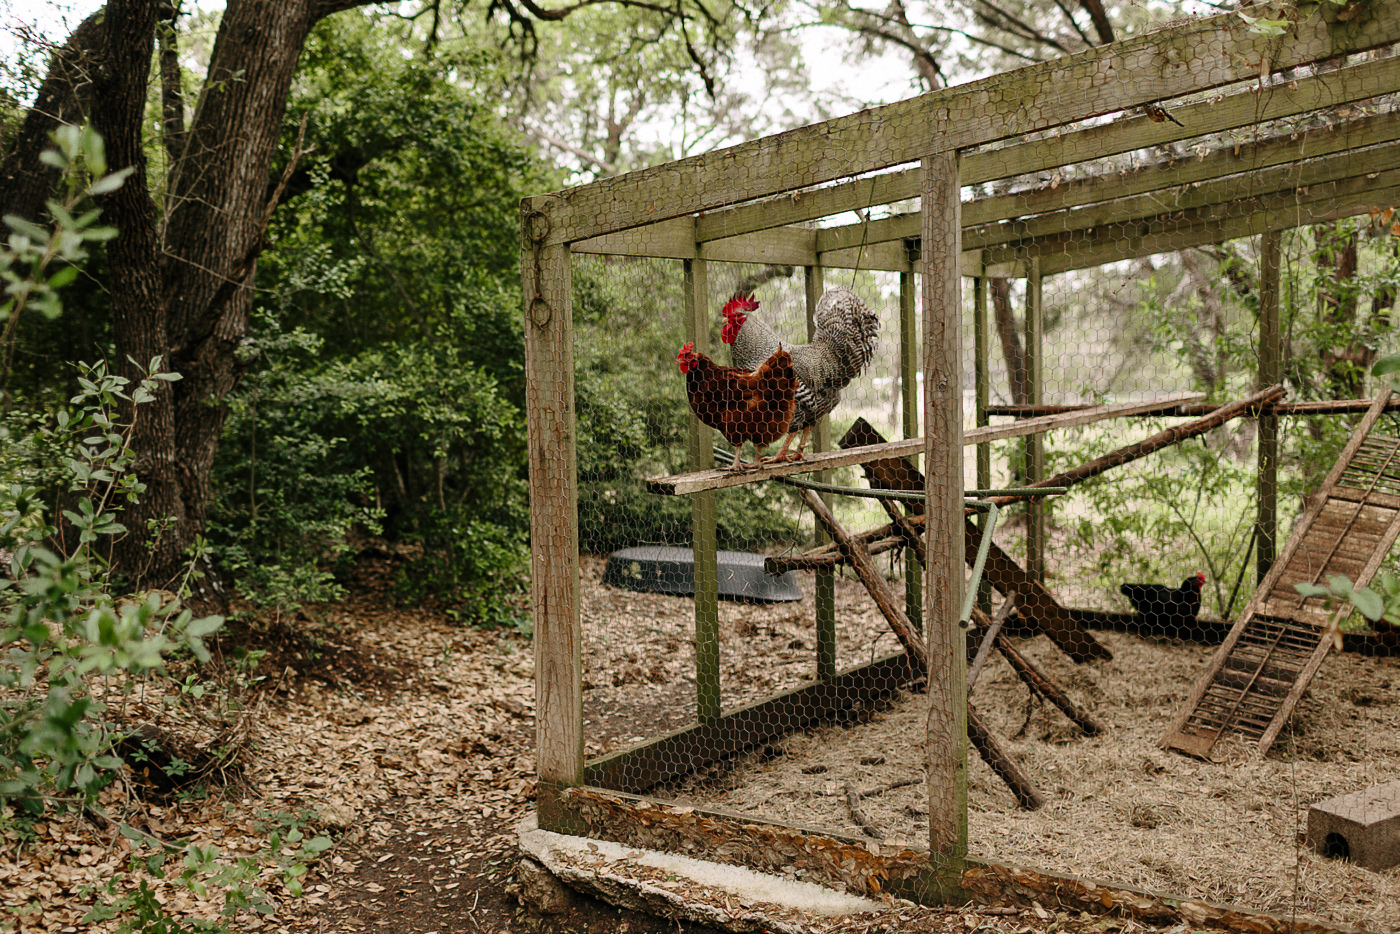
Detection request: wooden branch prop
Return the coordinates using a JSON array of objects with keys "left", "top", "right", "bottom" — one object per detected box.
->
[
  {"left": 987, "top": 384, "right": 1286, "bottom": 507},
  {"left": 839, "top": 416, "right": 1108, "bottom": 663},
  {"left": 994, "top": 630, "right": 1106, "bottom": 737},
  {"left": 800, "top": 483, "right": 1047, "bottom": 811},
  {"left": 967, "top": 596, "right": 1017, "bottom": 690},
  {"left": 967, "top": 704, "right": 1046, "bottom": 810},
  {"left": 969, "top": 518, "right": 1110, "bottom": 662},
  {"left": 799, "top": 488, "right": 929, "bottom": 674},
  {"left": 845, "top": 782, "right": 883, "bottom": 838},
  {"left": 765, "top": 536, "right": 903, "bottom": 573}
]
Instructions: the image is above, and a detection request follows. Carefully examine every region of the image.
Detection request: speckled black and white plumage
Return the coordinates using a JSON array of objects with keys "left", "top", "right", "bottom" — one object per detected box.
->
[{"left": 722, "top": 287, "right": 879, "bottom": 459}]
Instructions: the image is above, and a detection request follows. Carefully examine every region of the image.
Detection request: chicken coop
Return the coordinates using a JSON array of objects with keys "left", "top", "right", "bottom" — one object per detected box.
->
[{"left": 522, "top": 5, "right": 1400, "bottom": 929}]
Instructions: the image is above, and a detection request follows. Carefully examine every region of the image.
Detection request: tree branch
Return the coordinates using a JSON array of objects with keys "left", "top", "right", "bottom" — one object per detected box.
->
[
  {"left": 158, "top": 3, "right": 187, "bottom": 176},
  {"left": 1077, "top": 0, "right": 1115, "bottom": 44},
  {"left": 0, "top": 11, "right": 104, "bottom": 223}
]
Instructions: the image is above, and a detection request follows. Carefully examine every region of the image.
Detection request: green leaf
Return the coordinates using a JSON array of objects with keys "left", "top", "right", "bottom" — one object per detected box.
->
[
  {"left": 1352, "top": 587, "right": 1385, "bottom": 621},
  {"left": 47, "top": 265, "right": 79, "bottom": 289},
  {"left": 1293, "top": 582, "right": 1331, "bottom": 598},
  {"left": 5, "top": 215, "right": 50, "bottom": 242},
  {"left": 87, "top": 168, "right": 133, "bottom": 196},
  {"left": 1373, "top": 354, "right": 1400, "bottom": 377},
  {"left": 186, "top": 615, "right": 225, "bottom": 638}
]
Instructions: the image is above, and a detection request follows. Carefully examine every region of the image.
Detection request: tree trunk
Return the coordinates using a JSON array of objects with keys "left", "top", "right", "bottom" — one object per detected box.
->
[
  {"left": 5, "top": 0, "right": 378, "bottom": 593},
  {"left": 991, "top": 278, "right": 1028, "bottom": 405}
]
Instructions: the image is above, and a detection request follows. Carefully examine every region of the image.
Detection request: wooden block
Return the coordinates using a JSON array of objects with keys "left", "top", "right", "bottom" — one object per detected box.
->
[{"left": 1306, "top": 781, "right": 1400, "bottom": 871}]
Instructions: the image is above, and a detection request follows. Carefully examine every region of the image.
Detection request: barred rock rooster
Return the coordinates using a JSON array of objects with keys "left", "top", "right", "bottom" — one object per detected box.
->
[
  {"left": 1120, "top": 572, "right": 1205, "bottom": 633},
  {"left": 721, "top": 288, "right": 879, "bottom": 462},
  {"left": 676, "top": 342, "right": 797, "bottom": 470}
]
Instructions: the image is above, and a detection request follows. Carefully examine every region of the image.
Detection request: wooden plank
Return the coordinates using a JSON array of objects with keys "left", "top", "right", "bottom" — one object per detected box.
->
[
  {"left": 522, "top": 214, "right": 584, "bottom": 805},
  {"left": 691, "top": 53, "right": 1400, "bottom": 248},
  {"left": 584, "top": 652, "right": 919, "bottom": 793},
  {"left": 646, "top": 393, "right": 1204, "bottom": 495},
  {"left": 922, "top": 150, "right": 968, "bottom": 867},
  {"left": 1257, "top": 229, "right": 1281, "bottom": 582},
  {"left": 1330, "top": 486, "right": 1400, "bottom": 510},
  {"left": 532, "top": 5, "right": 1400, "bottom": 246},
  {"left": 1256, "top": 499, "right": 1400, "bottom": 755},
  {"left": 1162, "top": 391, "right": 1394, "bottom": 757},
  {"left": 965, "top": 138, "right": 1400, "bottom": 253},
  {"left": 900, "top": 261, "right": 923, "bottom": 626},
  {"left": 685, "top": 258, "right": 721, "bottom": 723},
  {"left": 1030, "top": 179, "right": 1400, "bottom": 275}
]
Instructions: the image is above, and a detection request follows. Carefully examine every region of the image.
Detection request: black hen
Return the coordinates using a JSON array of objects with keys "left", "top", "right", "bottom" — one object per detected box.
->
[{"left": 1120, "top": 573, "right": 1205, "bottom": 634}]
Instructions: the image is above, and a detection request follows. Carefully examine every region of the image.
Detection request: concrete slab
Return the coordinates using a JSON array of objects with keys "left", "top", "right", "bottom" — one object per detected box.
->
[
  {"left": 516, "top": 813, "right": 884, "bottom": 933},
  {"left": 1305, "top": 780, "right": 1400, "bottom": 871}
]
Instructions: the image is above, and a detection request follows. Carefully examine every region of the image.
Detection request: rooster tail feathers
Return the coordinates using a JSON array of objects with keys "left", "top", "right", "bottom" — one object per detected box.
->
[{"left": 814, "top": 287, "right": 880, "bottom": 383}]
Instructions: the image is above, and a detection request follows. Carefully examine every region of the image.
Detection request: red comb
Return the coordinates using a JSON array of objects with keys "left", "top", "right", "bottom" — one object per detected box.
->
[{"left": 721, "top": 295, "right": 759, "bottom": 317}]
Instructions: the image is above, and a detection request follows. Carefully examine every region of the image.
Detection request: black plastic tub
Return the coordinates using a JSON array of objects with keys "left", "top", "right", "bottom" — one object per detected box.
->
[{"left": 602, "top": 546, "right": 802, "bottom": 603}]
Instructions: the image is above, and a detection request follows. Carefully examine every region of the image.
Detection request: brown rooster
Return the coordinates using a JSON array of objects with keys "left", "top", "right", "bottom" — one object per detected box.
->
[
  {"left": 722, "top": 289, "right": 879, "bottom": 462},
  {"left": 676, "top": 342, "right": 797, "bottom": 469}
]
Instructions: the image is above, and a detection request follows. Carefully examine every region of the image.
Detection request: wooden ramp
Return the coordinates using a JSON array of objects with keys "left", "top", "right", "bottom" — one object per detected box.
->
[{"left": 1162, "top": 390, "right": 1400, "bottom": 759}]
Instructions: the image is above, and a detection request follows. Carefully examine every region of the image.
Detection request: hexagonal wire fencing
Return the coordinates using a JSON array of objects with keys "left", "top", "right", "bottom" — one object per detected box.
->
[{"left": 522, "top": 7, "right": 1400, "bottom": 928}]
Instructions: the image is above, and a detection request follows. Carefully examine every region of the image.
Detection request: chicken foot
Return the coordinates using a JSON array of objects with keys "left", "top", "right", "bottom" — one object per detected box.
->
[{"left": 770, "top": 425, "right": 813, "bottom": 462}]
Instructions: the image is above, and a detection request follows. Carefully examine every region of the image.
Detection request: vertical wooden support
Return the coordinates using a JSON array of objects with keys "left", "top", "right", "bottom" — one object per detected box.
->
[
  {"left": 1256, "top": 230, "right": 1282, "bottom": 585},
  {"left": 808, "top": 265, "right": 837, "bottom": 681},
  {"left": 921, "top": 152, "right": 968, "bottom": 875},
  {"left": 972, "top": 264, "right": 992, "bottom": 614},
  {"left": 686, "top": 258, "right": 721, "bottom": 721},
  {"left": 1024, "top": 256, "right": 1045, "bottom": 584},
  {"left": 522, "top": 203, "right": 583, "bottom": 830},
  {"left": 900, "top": 251, "right": 923, "bottom": 629}
]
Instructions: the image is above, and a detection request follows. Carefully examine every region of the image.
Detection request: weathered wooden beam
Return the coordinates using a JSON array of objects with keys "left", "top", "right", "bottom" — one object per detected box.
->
[
  {"left": 696, "top": 53, "right": 1400, "bottom": 248},
  {"left": 530, "top": 4, "right": 1400, "bottom": 246},
  {"left": 966, "top": 705, "right": 1047, "bottom": 811},
  {"left": 923, "top": 149, "right": 968, "bottom": 868},
  {"left": 993, "top": 629, "right": 1106, "bottom": 736},
  {"left": 801, "top": 488, "right": 930, "bottom": 674},
  {"left": 987, "top": 398, "right": 1400, "bottom": 417},
  {"left": 1026, "top": 177, "right": 1400, "bottom": 274},
  {"left": 987, "top": 385, "right": 1287, "bottom": 506},
  {"left": 522, "top": 211, "right": 583, "bottom": 818},
  {"left": 647, "top": 393, "right": 1205, "bottom": 495}
]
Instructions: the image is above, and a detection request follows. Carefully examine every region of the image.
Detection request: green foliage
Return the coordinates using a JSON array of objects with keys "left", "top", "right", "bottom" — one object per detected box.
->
[{"left": 207, "top": 325, "right": 381, "bottom": 613}]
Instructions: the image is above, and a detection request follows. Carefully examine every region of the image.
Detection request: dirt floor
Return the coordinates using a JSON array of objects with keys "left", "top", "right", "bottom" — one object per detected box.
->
[
  {"left": 577, "top": 556, "right": 1400, "bottom": 932},
  {"left": 4, "top": 550, "right": 1396, "bottom": 934}
]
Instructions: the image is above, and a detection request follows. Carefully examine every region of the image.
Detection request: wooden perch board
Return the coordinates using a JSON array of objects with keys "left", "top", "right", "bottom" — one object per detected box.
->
[
  {"left": 1162, "top": 390, "right": 1400, "bottom": 759},
  {"left": 647, "top": 393, "right": 1206, "bottom": 496},
  {"left": 837, "top": 416, "right": 1108, "bottom": 664}
]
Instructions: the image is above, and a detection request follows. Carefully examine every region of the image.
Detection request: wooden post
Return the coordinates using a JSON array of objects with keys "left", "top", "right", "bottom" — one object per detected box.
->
[
  {"left": 1024, "top": 256, "right": 1045, "bottom": 584},
  {"left": 686, "top": 258, "right": 721, "bottom": 722},
  {"left": 522, "top": 202, "right": 583, "bottom": 830},
  {"left": 900, "top": 250, "right": 923, "bottom": 629},
  {"left": 972, "top": 262, "right": 992, "bottom": 614},
  {"left": 1257, "top": 230, "right": 1282, "bottom": 585},
  {"left": 808, "top": 265, "right": 837, "bottom": 681},
  {"left": 922, "top": 151, "right": 968, "bottom": 874}
]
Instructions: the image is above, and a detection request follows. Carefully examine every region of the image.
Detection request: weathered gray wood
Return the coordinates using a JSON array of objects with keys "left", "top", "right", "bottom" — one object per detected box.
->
[
  {"left": 685, "top": 258, "right": 721, "bottom": 722},
  {"left": 901, "top": 258, "right": 923, "bottom": 626},
  {"left": 965, "top": 137, "right": 1400, "bottom": 253},
  {"left": 1023, "top": 176, "right": 1400, "bottom": 275},
  {"left": 972, "top": 266, "right": 991, "bottom": 614},
  {"left": 1025, "top": 257, "right": 1045, "bottom": 584},
  {"left": 922, "top": 150, "right": 967, "bottom": 866},
  {"left": 690, "top": 53, "right": 1400, "bottom": 248},
  {"left": 537, "top": 5, "right": 1400, "bottom": 246},
  {"left": 966, "top": 705, "right": 1046, "bottom": 811},
  {"left": 808, "top": 266, "right": 838, "bottom": 683},
  {"left": 994, "top": 630, "right": 1105, "bottom": 737},
  {"left": 1257, "top": 230, "right": 1282, "bottom": 583},
  {"left": 522, "top": 208, "right": 583, "bottom": 807},
  {"left": 647, "top": 393, "right": 1205, "bottom": 495},
  {"left": 1161, "top": 391, "right": 1393, "bottom": 756}
]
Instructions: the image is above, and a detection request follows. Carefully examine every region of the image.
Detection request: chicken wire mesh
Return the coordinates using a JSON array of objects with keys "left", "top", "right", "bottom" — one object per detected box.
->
[{"left": 527, "top": 20, "right": 1400, "bottom": 929}]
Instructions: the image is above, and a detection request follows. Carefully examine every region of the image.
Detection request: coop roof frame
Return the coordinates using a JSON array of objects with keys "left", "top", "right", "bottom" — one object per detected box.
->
[
  {"left": 524, "top": 3, "right": 1400, "bottom": 246},
  {"left": 522, "top": 0, "right": 1400, "bottom": 893}
]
